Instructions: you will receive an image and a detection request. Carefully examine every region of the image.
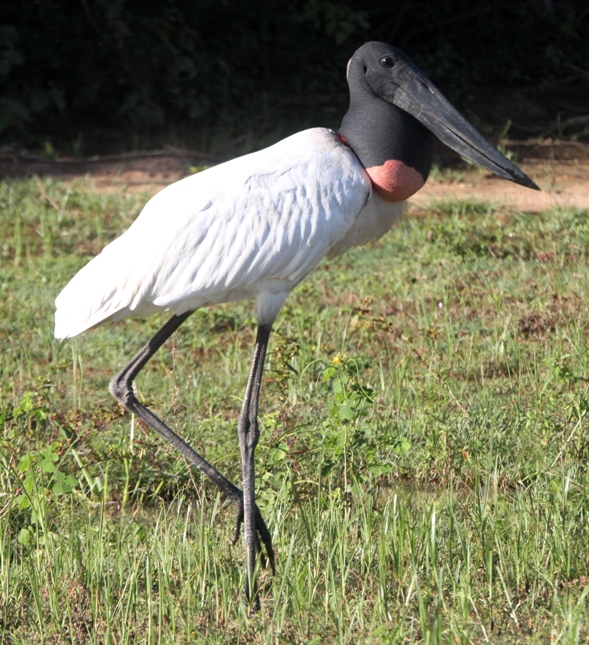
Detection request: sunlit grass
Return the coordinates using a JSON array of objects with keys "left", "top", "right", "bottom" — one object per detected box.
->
[{"left": 1, "top": 178, "right": 589, "bottom": 643}]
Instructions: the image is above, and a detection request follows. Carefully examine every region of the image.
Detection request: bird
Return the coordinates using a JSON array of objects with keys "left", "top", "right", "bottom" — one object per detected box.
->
[{"left": 54, "top": 41, "right": 539, "bottom": 606}]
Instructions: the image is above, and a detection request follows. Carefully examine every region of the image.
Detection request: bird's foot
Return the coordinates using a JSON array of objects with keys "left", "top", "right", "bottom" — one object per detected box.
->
[{"left": 232, "top": 500, "right": 276, "bottom": 575}]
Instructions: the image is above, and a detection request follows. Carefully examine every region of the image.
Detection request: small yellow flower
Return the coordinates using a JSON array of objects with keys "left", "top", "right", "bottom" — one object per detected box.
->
[{"left": 332, "top": 354, "right": 343, "bottom": 364}]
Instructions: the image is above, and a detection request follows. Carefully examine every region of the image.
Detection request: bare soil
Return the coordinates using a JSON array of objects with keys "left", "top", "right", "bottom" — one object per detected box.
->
[
  {"left": 412, "top": 140, "right": 589, "bottom": 213},
  {"left": 1, "top": 139, "right": 587, "bottom": 212}
]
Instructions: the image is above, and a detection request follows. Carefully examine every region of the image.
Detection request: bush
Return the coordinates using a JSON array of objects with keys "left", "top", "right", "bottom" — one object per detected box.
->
[{"left": 1, "top": 1, "right": 587, "bottom": 140}]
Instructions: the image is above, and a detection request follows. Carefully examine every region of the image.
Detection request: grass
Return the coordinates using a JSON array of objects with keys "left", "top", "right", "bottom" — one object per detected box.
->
[{"left": 1, "top": 176, "right": 589, "bottom": 643}]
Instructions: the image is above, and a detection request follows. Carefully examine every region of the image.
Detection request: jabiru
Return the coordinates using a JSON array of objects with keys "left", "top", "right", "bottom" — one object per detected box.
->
[{"left": 54, "top": 42, "right": 539, "bottom": 606}]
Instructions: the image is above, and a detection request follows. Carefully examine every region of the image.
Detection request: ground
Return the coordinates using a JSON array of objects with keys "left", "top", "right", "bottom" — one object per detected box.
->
[
  {"left": 1, "top": 138, "right": 588, "bottom": 211},
  {"left": 3, "top": 129, "right": 589, "bottom": 643}
]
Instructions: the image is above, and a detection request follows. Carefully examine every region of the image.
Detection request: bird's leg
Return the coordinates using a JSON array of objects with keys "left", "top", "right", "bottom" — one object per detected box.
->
[
  {"left": 108, "top": 313, "right": 275, "bottom": 574},
  {"left": 237, "top": 323, "right": 272, "bottom": 606}
]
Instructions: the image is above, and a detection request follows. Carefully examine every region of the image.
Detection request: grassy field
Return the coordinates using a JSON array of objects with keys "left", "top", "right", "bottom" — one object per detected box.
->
[{"left": 1, "top": 175, "right": 589, "bottom": 643}]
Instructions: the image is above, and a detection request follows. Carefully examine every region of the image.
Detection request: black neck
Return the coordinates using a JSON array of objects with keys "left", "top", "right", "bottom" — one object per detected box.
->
[{"left": 339, "top": 82, "right": 433, "bottom": 181}]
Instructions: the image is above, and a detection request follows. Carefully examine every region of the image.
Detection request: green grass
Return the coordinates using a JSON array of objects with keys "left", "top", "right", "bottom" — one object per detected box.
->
[{"left": 1, "top": 177, "right": 589, "bottom": 643}]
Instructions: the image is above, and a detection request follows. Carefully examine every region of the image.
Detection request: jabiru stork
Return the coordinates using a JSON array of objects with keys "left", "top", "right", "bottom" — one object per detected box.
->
[{"left": 54, "top": 42, "right": 539, "bottom": 606}]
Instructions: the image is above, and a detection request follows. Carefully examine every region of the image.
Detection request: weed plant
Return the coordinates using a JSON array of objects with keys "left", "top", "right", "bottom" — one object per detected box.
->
[{"left": 1, "top": 178, "right": 589, "bottom": 643}]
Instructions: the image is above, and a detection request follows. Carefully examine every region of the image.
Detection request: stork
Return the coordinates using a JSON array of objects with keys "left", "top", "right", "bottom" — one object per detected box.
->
[{"left": 54, "top": 42, "right": 539, "bottom": 606}]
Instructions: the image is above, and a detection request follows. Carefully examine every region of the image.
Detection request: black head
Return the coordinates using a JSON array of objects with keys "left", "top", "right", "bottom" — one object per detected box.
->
[{"left": 341, "top": 42, "right": 539, "bottom": 191}]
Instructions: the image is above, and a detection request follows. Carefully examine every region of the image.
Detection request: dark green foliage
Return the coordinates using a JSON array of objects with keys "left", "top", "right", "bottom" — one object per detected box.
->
[{"left": 1, "top": 0, "right": 587, "bottom": 141}]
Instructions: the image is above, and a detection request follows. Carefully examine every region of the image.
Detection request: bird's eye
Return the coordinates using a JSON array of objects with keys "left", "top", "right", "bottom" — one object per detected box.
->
[{"left": 379, "top": 56, "right": 394, "bottom": 68}]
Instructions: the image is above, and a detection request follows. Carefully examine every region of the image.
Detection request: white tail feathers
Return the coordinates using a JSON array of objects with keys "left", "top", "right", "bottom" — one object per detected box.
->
[
  {"left": 54, "top": 237, "right": 136, "bottom": 339},
  {"left": 54, "top": 263, "right": 121, "bottom": 339}
]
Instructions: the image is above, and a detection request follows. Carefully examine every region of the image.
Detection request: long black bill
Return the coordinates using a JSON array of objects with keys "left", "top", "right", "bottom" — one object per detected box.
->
[{"left": 382, "top": 62, "right": 540, "bottom": 190}]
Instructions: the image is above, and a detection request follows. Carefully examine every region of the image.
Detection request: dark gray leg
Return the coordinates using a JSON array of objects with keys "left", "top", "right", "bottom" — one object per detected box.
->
[
  {"left": 108, "top": 313, "right": 275, "bottom": 580},
  {"left": 237, "top": 323, "right": 272, "bottom": 605}
]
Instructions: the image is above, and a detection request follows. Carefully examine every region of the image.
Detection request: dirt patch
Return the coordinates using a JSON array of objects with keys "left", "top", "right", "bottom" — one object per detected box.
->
[
  {"left": 1, "top": 140, "right": 588, "bottom": 211},
  {"left": 0, "top": 148, "right": 213, "bottom": 195},
  {"left": 411, "top": 140, "right": 589, "bottom": 213}
]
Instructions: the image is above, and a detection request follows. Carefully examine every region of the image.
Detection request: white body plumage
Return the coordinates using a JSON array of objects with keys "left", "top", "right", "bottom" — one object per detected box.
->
[{"left": 54, "top": 128, "right": 404, "bottom": 338}]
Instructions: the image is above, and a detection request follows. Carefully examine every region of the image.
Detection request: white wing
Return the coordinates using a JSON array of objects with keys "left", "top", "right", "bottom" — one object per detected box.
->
[{"left": 54, "top": 128, "right": 371, "bottom": 339}]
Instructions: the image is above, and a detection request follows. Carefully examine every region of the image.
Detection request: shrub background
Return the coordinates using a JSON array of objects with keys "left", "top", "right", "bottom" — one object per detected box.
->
[{"left": 1, "top": 0, "right": 588, "bottom": 142}]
